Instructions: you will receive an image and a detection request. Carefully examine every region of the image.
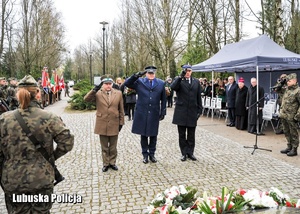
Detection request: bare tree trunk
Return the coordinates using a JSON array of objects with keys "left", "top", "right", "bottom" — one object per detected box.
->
[
  {"left": 261, "top": 0, "right": 265, "bottom": 34},
  {"left": 22, "top": 0, "right": 31, "bottom": 74},
  {"left": 275, "top": 0, "right": 284, "bottom": 47},
  {"left": 235, "top": 0, "right": 240, "bottom": 42}
]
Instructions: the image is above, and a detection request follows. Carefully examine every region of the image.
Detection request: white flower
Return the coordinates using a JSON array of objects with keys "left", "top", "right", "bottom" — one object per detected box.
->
[
  {"left": 243, "top": 189, "right": 277, "bottom": 208},
  {"left": 296, "top": 199, "right": 300, "bottom": 208},
  {"left": 165, "top": 186, "right": 180, "bottom": 199},
  {"left": 146, "top": 205, "right": 155, "bottom": 213},
  {"left": 179, "top": 185, "right": 188, "bottom": 194},
  {"left": 175, "top": 206, "right": 191, "bottom": 214},
  {"left": 260, "top": 195, "right": 278, "bottom": 208},
  {"left": 165, "top": 197, "right": 173, "bottom": 206},
  {"left": 270, "top": 187, "right": 284, "bottom": 199},
  {"left": 155, "top": 193, "right": 164, "bottom": 201}
]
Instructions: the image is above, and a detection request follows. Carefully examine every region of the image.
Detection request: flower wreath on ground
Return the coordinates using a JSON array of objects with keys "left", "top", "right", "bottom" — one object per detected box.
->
[{"left": 146, "top": 185, "right": 300, "bottom": 214}]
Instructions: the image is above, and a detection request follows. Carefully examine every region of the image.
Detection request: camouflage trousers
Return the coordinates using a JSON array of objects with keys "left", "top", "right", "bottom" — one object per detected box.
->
[
  {"left": 5, "top": 188, "right": 53, "bottom": 214},
  {"left": 281, "top": 119, "right": 299, "bottom": 148}
]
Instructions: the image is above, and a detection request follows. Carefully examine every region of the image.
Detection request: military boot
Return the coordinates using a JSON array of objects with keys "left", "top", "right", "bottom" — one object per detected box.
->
[
  {"left": 280, "top": 145, "right": 292, "bottom": 154},
  {"left": 287, "top": 147, "right": 298, "bottom": 157}
]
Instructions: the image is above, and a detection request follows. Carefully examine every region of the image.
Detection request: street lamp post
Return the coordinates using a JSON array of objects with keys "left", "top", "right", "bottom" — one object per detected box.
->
[
  {"left": 77, "top": 66, "right": 79, "bottom": 82},
  {"left": 99, "top": 21, "right": 108, "bottom": 75},
  {"left": 89, "top": 52, "right": 93, "bottom": 85}
]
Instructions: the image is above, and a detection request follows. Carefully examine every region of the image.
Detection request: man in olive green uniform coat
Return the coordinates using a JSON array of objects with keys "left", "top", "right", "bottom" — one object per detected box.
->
[
  {"left": 84, "top": 75, "right": 125, "bottom": 172},
  {"left": 280, "top": 73, "right": 300, "bottom": 156}
]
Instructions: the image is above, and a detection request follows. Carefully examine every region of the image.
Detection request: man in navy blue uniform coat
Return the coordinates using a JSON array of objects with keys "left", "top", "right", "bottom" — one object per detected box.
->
[
  {"left": 171, "top": 65, "right": 202, "bottom": 161},
  {"left": 124, "top": 66, "right": 166, "bottom": 164}
]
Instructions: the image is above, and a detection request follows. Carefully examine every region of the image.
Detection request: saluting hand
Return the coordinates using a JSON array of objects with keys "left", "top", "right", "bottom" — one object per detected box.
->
[
  {"left": 93, "top": 81, "right": 103, "bottom": 92},
  {"left": 135, "top": 71, "right": 147, "bottom": 77},
  {"left": 180, "top": 69, "right": 187, "bottom": 78}
]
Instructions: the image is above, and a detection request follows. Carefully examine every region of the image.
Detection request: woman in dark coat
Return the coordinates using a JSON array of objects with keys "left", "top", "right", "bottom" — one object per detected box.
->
[
  {"left": 124, "top": 86, "right": 137, "bottom": 121},
  {"left": 245, "top": 77, "right": 265, "bottom": 134},
  {"left": 235, "top": 77, "right": 248, "bottom": 130}
]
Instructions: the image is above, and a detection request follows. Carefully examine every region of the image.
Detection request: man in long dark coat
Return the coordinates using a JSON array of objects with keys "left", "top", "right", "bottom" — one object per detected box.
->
[
  {"left": 171, "top": 65, "right": 202, "bottom": 161},
  {"left": 226, "top": 76, "right": 238, "bottom": 127},
  {"left": 235, "top": 77, "right": 248, "bottom": 130},
  {"left": 124, "top": 66, "right": 166, "bottom": 164},
  {"left": 246, "top": 77, "right": 265, "bottom": 134}
]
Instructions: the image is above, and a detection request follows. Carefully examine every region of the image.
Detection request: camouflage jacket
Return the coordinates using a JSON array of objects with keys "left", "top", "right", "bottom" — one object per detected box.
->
[
  {"left": 0, "top": 85, "right": 8, "bottom": 99},
  {"left": 273, "top": 82, "right": 287, "bottom": 106},
  {"left": 0, "top": 101, "right": 74, "bottom": 194},
  {"left": 280, "top": 84, "right": 300, "bottom": 121},
  {"left": 7, "top": 85, "right": 18, "bottom": 110}
]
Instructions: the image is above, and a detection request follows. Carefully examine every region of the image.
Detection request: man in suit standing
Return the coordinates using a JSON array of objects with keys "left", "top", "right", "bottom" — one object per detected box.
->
[
  {"left": 84, "top": 75, "right": 125, "bottom": 172},
  {"left": 226, "top": 76, "right": 238, "bottom": 127},
  {"left": 124, "top": 66, "right": 166, "bottom": 164},
  {"left": 171, "top": 64, "right": 203, "bottom": 161}
]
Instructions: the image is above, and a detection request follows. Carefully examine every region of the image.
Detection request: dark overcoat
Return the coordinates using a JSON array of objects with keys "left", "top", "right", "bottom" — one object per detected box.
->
[
  {"left": 170, "top": 77, "right": 203, "bottom": 127},
  {"left": 124, "top": 75, "right": 166, "bottom": 136},
  {"left": 235, "top": 86, "right": 248, "bottom": 116},
  {"left": 245, "top": 85, "right": 264, "bottom": 125},
  {"left": 226, "top": 81, "right": 238, "bottom": 108}
]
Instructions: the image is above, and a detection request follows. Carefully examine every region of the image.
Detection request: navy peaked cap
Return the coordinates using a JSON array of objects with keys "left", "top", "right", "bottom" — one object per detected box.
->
[{"left": 145, "top": 66, "right": 157, "bottom": 73}]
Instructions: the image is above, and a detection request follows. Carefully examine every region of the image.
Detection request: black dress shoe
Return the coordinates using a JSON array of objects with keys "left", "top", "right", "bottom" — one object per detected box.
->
[
  {"left": 143, "top": 158, "right": 149, "bottom": 164},
  {"left": 110, "top": 165, "right": 118, "bottom": 170},
  {"left": 102, "top": 166, "right": 109, "bottom": 172},
  {"left": 181, "top": 155, "right": 187, "bottom": 161},
  {"left": 229, "top": 123, "right": 235, "bottom": 127},
  {"left": 187, "top": 154, "right": 197, "bottom": 161},
  {"left": 149, "top": 156, "right": 157, "bottom": 163},
  {"left": 226, "top": 123, "right": 232, "bottom": 126}
]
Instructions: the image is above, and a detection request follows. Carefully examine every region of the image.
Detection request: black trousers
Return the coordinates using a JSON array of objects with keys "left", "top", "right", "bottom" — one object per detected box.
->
[
  {"left": 141, "top": 135, "right": 157, "bottom": 157},
  {"left": 127, "top": 103, "right": 135, "bottom": 119},
  {"left": 228, "top": 107, "right": 235, "bottom": 124},
  {"left": 167, "top": 96, "right": 173, "bottom": 107},
  {"left": 178, "top": 125, "right": 196, "bottom": 156}
]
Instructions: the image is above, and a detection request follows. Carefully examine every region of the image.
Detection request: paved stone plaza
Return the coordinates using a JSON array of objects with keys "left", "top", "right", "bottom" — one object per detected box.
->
[{"left": 0, "top": 95, "right": 300, "bottom": 213}]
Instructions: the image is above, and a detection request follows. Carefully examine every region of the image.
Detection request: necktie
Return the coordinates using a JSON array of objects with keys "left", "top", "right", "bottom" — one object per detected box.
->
[
  {"left": 107, "top": 91, "right": 110, "bottom": 102},
  {"left": 149, "top": 80, "right": 152, "bottom": 87}
]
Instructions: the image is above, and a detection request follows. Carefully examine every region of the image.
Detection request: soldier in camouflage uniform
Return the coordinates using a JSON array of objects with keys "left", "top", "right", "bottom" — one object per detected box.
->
[
  {"left": 7, "top": 78, "right": 19, "bottom": 110},
  {"left": 279, "top": 73, "right": 300, "bottom": 157},
  {"left": 0, "top": 75, "right": 74, "bottom": 213},
  {"left": 0, "top": 77, "right": 9, "bottom": 114},
  {"left": 38, "top": 77, "right": 47, "bottom": 108},
  {"left": 272, "top": 74, "right": 287, "bottom": 134}
]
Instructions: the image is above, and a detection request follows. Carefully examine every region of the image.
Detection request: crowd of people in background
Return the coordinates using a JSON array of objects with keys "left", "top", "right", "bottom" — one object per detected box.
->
[{"left": 0, "top": 67, "right": 70, "bottom": 115}]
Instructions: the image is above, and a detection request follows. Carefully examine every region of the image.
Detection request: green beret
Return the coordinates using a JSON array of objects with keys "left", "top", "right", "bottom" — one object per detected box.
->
[
  {"left": 18, "top": 75, "right": 38, "bottom": 87},
  {"left": 286, "top": 73, "right": 297, "bottom": 81}
]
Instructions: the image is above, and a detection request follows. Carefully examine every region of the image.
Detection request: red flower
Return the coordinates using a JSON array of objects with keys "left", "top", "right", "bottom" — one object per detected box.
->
[
  {"left": 286, "top": 201, "right": 296, "bottom": 208},
  {"left": 237, "top": 189, "right": 247, "bottom": 195}
]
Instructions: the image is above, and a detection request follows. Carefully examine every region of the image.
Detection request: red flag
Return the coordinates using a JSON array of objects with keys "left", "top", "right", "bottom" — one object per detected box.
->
[
  {"left": 59, "top": 74, "right": 65, "bottom": 90},
  {"left": 42, "top": 67, "right": 49, "bottom": 88},
  {"left": 55, "top": 73, "right": 60, "bottom": 92}
]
